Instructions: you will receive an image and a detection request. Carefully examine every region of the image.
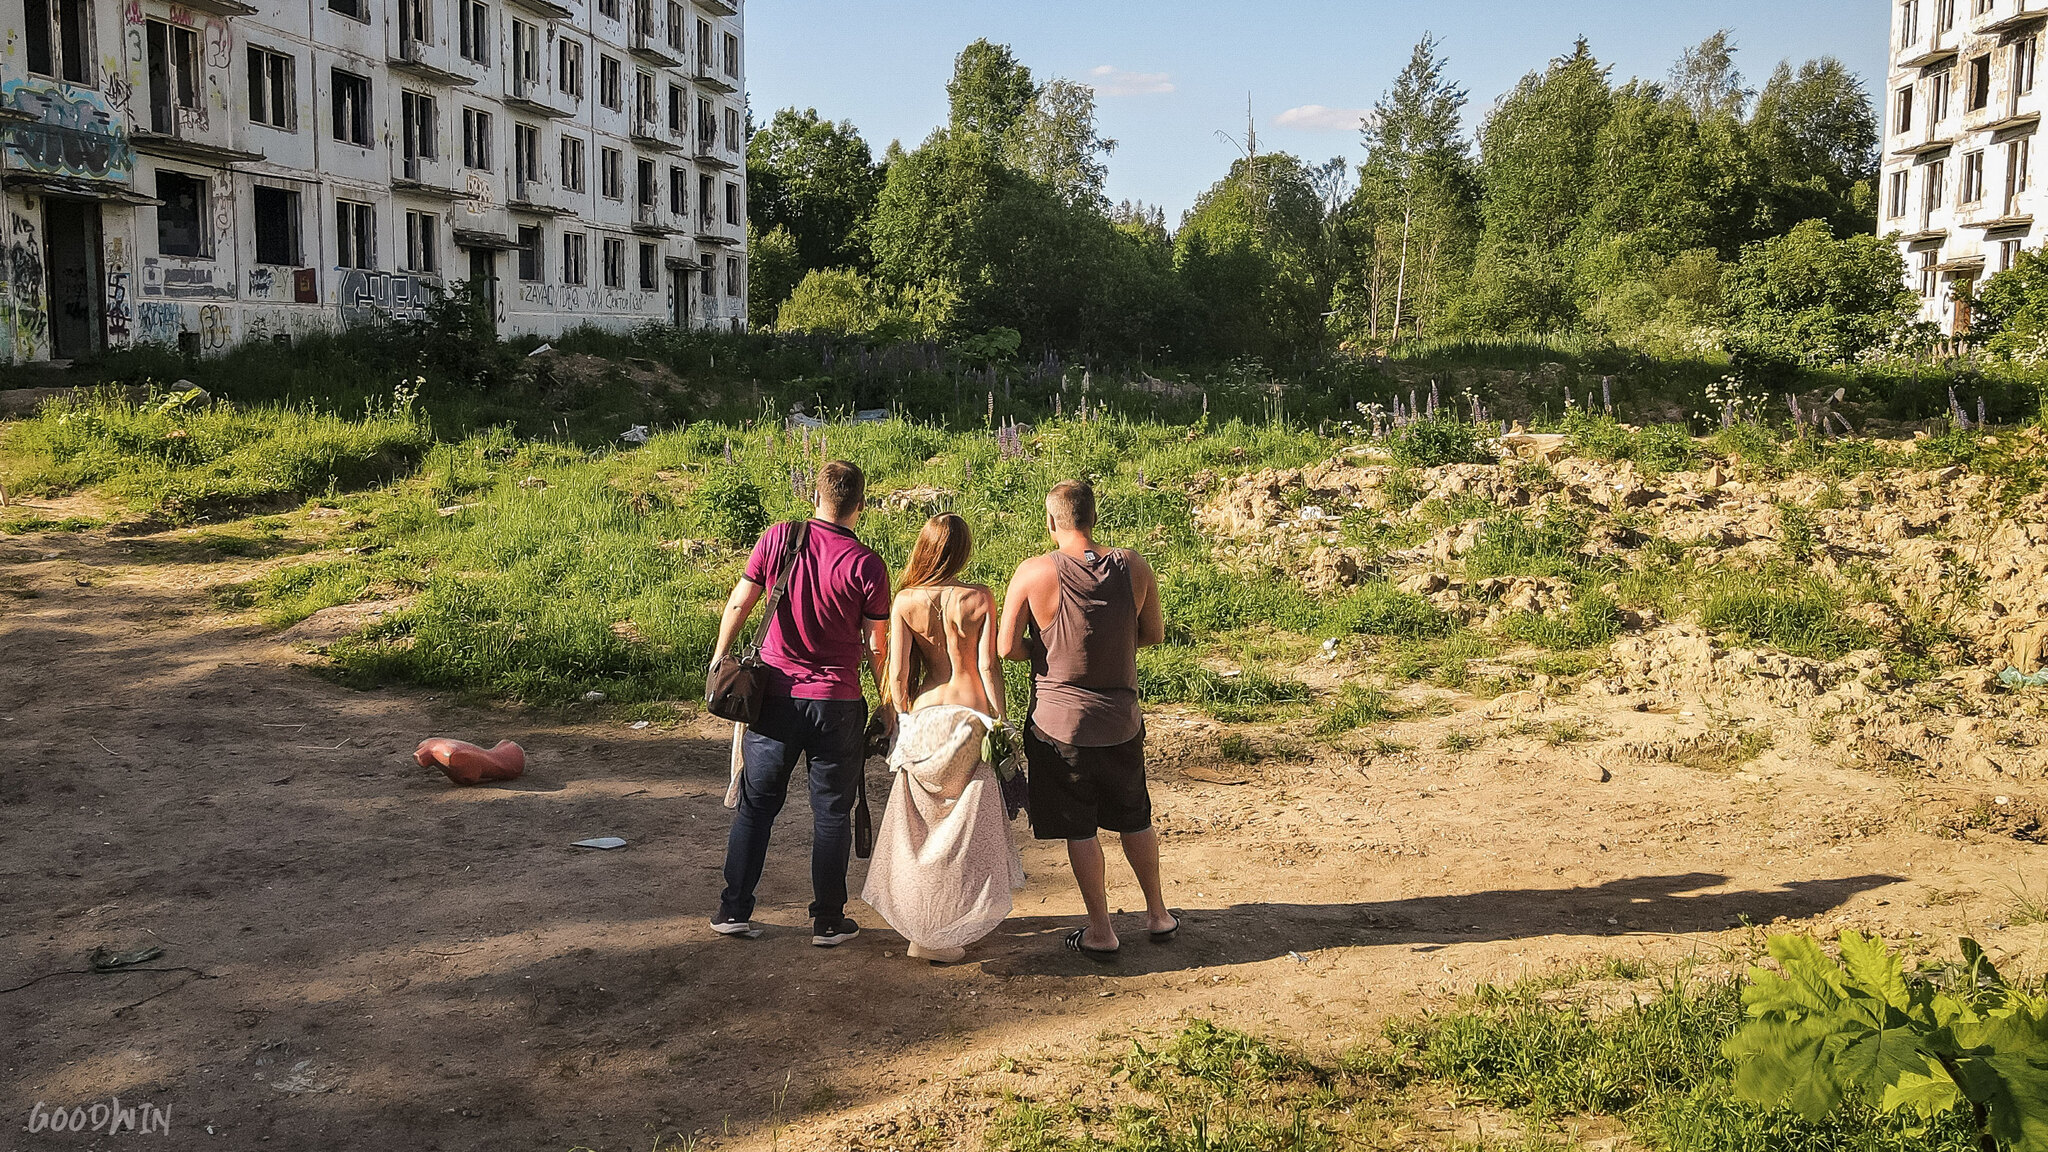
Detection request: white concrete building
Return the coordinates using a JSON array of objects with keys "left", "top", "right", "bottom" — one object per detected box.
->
[
  {"left": 1883, "top": 0, "right": 2044, "bottom": 332},
  {"left": 0, "top": 0, "right": 747, "bottom": 364}
]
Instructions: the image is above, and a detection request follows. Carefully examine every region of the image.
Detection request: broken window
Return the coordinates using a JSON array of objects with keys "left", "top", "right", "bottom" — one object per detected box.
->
[
  {"left": 248, "top": 47, "right": 295, "bottom": 130},
  {"left": 668, "top": 83, "right": 685, "bottom": 133},
  {"left": 724, "top": 180, "right": 739, "bottom": 224},
  {"left": 156, "top": 171, "right": 209, "bottom": 258},
  {"left": 563, "top": 231, "right": 587, "bottom": 285},
  {"left": 402, "top": 91, "right": 437, "bottom": 177},
  {"left": 558, "top": 39, "right": 585, "bottom": 99},
  {"left": 512, "top": 19, "right": 540, "bottom": 89},
  {"left": 600, "top": 56, "right": 622, "bottom": 110},
  {"left": 517, "top": 225, "right": 542, "bottom": 281},
  {"left": 329, "top": 0, "right": 369, "bottom": 20},
  {"left": 560, "top": 135, "right": 586, "bottom": 192},
  {"left": 336, "top": 199, "right": 374, "bottom": 269},
  {"left": 146, "top": 20, "right": 200, "bottom": 133},
  {"left": 24, "top": 0, "right": 54, "bottom": 77},
  {"left": 405, "top": 211, "right": 438, "bottom": 274},
  {"left": 723, "top": 31, "right": 739, "bottom": 77},
  {"left": 666, "top": 0, "right": 684, "bottom": 52},
  {"left": 600, "top": 146, "right": 622, "bottom": 199},
  {"left": 514, "top": 123, "right": 540, "bottom": 185},
  {"left": 253, "top": 185, "right": 302, "bottom": 265},
  {"left": 639, "top": 242, "right": 658, "bottom": 290},
  {"left": 55, "top": 0, "right": 94, "bottom": 83},
  {"left": 602, "top": 236, "right": 625, "bottom": 288},
  {"left": 459, "top": 1, "right": 490, "bottom": 65},
  {"left": 636, "top": 157, "right": 656, "bottom": 209},
  {"left": 669, "top": 165, "right": 686, "bottom": 215},
  {"left": 332, "top": 69, "right": 372, "bottom": 146},
  {"left": 398, "top": 0, "right": 428, "bottom": 47},
  {"left": 1967, "top": 55, "right": 1992, "bottom": 113},
  {"left": 725, "top": 255, "right": 741, "bottom": 298},
  {"left": 697, "top": 172, "right": 712, "bottom": 226},
  {"left": 462, "top": 107, "right": 492, "bottom": 169}
]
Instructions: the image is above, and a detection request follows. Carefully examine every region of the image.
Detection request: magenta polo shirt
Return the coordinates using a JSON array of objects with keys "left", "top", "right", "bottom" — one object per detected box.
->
[{"left": 744, "top": 519, "right": 890, "bottom": 701}]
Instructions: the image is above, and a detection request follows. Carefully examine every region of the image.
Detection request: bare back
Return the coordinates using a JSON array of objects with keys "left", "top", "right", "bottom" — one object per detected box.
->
[{"left": 891, "top": 583, "right": 1001, "bottom": 715}]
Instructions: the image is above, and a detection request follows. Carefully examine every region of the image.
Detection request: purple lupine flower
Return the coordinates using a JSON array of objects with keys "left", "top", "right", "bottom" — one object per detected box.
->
[
  {"left": 1788, "top": 394, "right": 1805, "bottom": 425},
  {"left": 1602, "top": 375, "right": 1613, "bottom": 412},
  {"left": 1979, "top": 396, "right": 1989, "bottom": 427},
  {"left": 1428, "top": 380, "right": 1440, "bottom": 418}
]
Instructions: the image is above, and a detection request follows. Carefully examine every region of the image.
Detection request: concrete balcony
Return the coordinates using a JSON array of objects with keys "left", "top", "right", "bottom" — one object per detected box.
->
[
  {"left": 695, "top": 0, "right": 738, "bottom": 17},
  {"left": 631, "top": 21, "right": 685, "bottom": 66},
  {"left": 395, "top": 152, "right": 466, "bottom": 200},
  {"left": 391, "top": 35, "right": 479, "bottom": 87},
  {"left": 505, "top": 0, "right": 573, "bottom": 19},
  {"left": 506, "top": 73, "right": 576, "bottom": 118},
  {"left": 633, "top": 201, "right": 680, "bottom": 235},
  {"left": 691, "top": 57, "right": 737, "bottom": 94},
  {"left": 509, "top": 177, "right": 570, "bottom": 216},
  {"left": 1978, "top": 1, "right": 2048, "bottom": 33},
  {"left": 693, "top": 215, "right": 742, "bottom": 246},
  {"left": 631, "top": 116, "right": 685, "bottom": 153}
]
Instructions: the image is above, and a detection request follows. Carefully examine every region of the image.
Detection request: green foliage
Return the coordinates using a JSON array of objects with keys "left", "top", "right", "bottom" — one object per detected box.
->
[
  {"left": 1777, "top": 499, "right": 1818, "bottom": 561},
  {"left": 746, "top": 107, "right": 883, "bottom": 274},
  {"left": 1698, "top": 579, "right": 1879, "bottom": 659},
  {"left": 690, "top": 467, "right": 769, "bottom": 549},
  {"left": 1503, "top": 590, "right": 1625, "bottom": 651},
  {"left": 1, "top": 390, "right": 431, "bottom": 521},
  {"left": 776, "top": 268, "right": 916, "bottom": 340},
  {"left": 1724, "top": 219, "right": 1915, "bottom": 366},
  {"left": 1136, "top": 647, "right": 1309, "bottom": 715},
  {"left": 1384, "top": 415, "right": 1490, "bottom": 468},
  {"left": 1976, "top": 250, "right": 2048, "bottom": 360},
  {"left": 1321, "top": 581, "right": 1455, "bottom": 639},
  {"left": 1725, "top": 933, "right": 2048, "bottom": 1152},
  {"left": 745, "top": 224, "right": 805, "bottom": 329},
  {"left": 1464, "top": 511, "right": 1594, "bottom": 581},
  {"left": 1314, "top": 683, "right": 1401, "bottom": 735},
  {"left": 1561, "top": 412, "right": 1701, "bottom": 474}
]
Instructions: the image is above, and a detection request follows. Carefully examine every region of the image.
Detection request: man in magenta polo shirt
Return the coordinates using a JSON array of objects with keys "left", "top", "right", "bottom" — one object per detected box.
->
[{"left": 708, "top": 460, "right": 890, "bottom": 947}]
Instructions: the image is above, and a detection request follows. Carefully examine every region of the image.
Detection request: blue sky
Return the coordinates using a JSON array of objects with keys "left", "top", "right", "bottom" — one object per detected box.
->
[{"left": 745, "top": 0, "right": 1887, "bottom": 219}]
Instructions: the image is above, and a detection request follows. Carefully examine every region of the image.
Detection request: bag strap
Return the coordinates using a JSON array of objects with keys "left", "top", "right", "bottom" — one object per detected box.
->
[{"left": 744, "top": 519, "right": 811, "bottom": 656}]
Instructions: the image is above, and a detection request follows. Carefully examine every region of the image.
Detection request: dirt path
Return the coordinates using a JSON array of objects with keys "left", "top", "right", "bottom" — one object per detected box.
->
[{"left": 2, "top": 518, "right": 2042, "bottom": 1152}]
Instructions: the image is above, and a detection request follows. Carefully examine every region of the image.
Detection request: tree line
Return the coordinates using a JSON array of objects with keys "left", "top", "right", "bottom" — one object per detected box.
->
[{"left": 745, "top": 33, "right": 1913, "bottom": 367}]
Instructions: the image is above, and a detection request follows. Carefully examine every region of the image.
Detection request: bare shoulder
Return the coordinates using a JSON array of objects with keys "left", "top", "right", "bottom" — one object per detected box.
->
[
  {"left": 1121, "top": 549, "right": 1158, "bottom": 579},
  {"left": 1009, "top": 553, "right": 1056, "bottom": 585}
]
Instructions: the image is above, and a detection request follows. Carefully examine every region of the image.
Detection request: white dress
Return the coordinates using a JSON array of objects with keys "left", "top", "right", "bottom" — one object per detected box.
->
[{"left": 860, "top": 705, "right": 1024, "bottom": 953}]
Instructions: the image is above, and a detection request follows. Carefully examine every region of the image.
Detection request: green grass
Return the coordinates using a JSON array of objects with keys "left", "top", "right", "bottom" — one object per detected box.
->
[
  {"left": 987, "top": 970, "right": 1985, "bottom": 1152},
  {"left": 1, "top": 389, "right": 431, "bottom": 522},
  {"left": 1697, "top": 582, "right": 1880, "bottom": 661},
  {"left": 1314, "top": 684, "right": 1402, "bottom": 736}
]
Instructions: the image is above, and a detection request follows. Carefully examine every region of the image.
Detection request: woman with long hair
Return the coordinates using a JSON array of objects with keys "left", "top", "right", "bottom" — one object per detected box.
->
[{"left": 860, "top": 513, "right": 1023, "bottom": 964}]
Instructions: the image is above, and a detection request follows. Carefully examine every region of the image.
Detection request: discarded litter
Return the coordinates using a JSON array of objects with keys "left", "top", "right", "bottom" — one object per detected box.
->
[
  {"left": 2000, "top": 667, "right": 2048, "bottom": 689},
  {"left": 620, "top": 425, "right": 651, "bottom": 444},
  {"left": 581, "top": 690, "right": 607, "bottom": 703},
  {"left": 572, "top": 837, "right": 627, "bottom": 850},
  {"left": 90, "top": 944, "right": 164, "bottom": 971},
  {"left": 629, "top": 720, "right": 651, "bottom": 730},
  {"left": 854, "top": 409, "right": 889, "bottom": 422},
  {"left": 527, "top": 342, "right": 553, "bottom": 357}
]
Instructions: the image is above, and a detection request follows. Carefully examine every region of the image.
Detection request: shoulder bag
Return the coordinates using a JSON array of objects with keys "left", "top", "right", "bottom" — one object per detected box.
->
[{"left": 706, "top": 520, "right": 810, "bottom": 725}]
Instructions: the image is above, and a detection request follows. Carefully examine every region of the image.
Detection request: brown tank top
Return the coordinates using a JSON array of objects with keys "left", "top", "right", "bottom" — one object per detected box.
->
[{"left": 1027, "top": 548, "right": 1141, "bottom": 747}]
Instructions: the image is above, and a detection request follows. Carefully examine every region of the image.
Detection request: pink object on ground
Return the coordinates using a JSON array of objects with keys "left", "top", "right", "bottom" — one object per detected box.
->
[{"left": 415, "top": 738, "right": 526, "bottom": 785}]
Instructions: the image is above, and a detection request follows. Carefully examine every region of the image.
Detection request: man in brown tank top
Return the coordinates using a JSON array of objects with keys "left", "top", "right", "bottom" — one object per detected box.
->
[{"left": 998, "top": 480, "right": 1178, "bottom": 957}]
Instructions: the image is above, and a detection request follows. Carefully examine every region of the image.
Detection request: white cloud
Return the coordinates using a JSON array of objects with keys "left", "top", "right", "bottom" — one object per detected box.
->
[
  {"left": 1275, "top": 104, "right": 1371, "bottom": 133},
  {"left": 1089, "top": 65, "right": 1175, "bottom": 97}
]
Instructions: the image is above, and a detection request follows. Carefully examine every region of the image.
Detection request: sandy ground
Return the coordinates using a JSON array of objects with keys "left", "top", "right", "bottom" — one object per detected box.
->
[{"left": 2, "top": 511, "right": 2043, "bottom": 1152}]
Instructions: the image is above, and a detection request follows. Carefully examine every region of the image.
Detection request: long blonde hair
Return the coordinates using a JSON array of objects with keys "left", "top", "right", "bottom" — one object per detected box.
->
[{"left": 899, "top": 513, "right": 972, "bottom": 591}]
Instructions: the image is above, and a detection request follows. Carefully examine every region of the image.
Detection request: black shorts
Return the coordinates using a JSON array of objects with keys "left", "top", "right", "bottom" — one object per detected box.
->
[{"left": 1024, "top": 723, "right": 1151, "bottom": 841}]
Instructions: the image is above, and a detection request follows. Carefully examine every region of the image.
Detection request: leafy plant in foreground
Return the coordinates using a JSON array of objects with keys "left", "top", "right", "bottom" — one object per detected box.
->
[{"left": 1724, "top": 932, "right": 2048, "bottom": 1152}]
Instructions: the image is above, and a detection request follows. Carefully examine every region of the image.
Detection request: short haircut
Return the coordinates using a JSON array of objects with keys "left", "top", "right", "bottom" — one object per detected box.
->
[
  {"left": 1046, "top": 480, "right": 1096, "bottom": 532},
  {"left": 817, "top": 460, "right": 865, "bottom": 516}
]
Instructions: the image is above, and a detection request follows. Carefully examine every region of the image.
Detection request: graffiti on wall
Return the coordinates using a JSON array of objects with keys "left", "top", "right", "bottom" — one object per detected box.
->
[
  {"left": 247, "top": 265, "right": 275, "bottom": 299},
  {"left": 135, "top": 301, "right": 182, "bottom": 345},
  {"left": 140, "top": 258, "right": 231, "bottom": 299},
  {"left": 104, "top": 236, "right": 131, "bottom": 344},
  {"left": 337, "top": 269, "right": 430, "bottom": 326},
  {"left": 516, "top": 283, "right": 656, "bottom": 315},
  {"left": 463, "top": 172, "right": 495, "bottom": 216},
  {"left": 7, "top": 212, "right": 49, "bottom": 362},
  {"left": 2, "top": 80, "right": 134, "bottom": 182},
  {"left": 198, "top": 304, "right": 230, "bottom": 351}
]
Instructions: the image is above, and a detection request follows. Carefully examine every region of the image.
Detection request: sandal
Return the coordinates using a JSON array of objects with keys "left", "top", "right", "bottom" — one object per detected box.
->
[
  {"left": 1064, "top": 927, "right": 1120, "bottom": 960},
  {"left": 1149, "top": 912, "right": 1184, "bottom": 942}
]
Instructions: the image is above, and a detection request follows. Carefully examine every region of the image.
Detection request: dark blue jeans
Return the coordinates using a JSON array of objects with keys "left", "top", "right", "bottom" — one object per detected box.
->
[{"left": 718, "top": 694, "right": 867, "bottom": 925}]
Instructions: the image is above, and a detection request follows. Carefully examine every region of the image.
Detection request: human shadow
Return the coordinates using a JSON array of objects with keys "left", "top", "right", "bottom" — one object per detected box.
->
[{"left": 973, "top": 871, "right": 1904, "bottom": 977}]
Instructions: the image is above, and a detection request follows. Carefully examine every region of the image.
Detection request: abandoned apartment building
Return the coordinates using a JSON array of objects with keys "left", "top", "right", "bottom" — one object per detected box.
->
[
  {"left": 1885, "top": 0, "right": 2047, "bottom": 332},
  {"left": 0, "top": 0, "right": 748, "bottom": 365}
]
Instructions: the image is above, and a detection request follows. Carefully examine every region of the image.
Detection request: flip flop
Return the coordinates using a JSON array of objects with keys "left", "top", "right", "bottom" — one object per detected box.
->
[
  {"left": 1064, "top": 927, "right": 1120, "bottom": 960},
  {"left": 1149, "top": 912, "right": 1184, "bottom": 942}
]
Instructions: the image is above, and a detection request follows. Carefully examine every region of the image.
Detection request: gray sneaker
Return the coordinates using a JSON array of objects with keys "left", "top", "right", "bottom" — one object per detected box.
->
[{"left": 712, "top": 917, "right": 762, "bottom": 939}]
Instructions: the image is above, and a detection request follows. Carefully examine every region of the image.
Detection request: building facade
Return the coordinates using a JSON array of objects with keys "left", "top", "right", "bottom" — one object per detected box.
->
[
  {"left": 1884, "top": 0, "right": 2044, "bottom": 332},
  {"left": 0, "top": 0, "right": 747, "bottom": 365}
]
